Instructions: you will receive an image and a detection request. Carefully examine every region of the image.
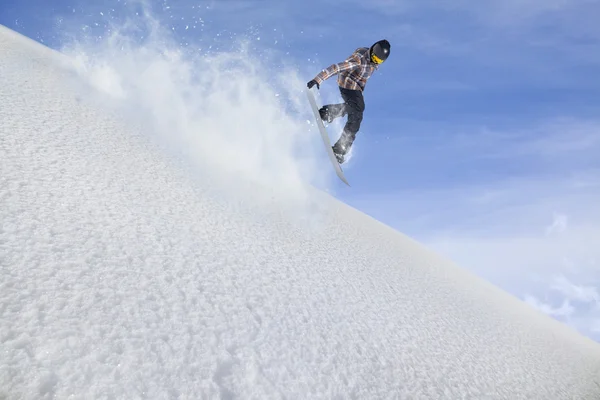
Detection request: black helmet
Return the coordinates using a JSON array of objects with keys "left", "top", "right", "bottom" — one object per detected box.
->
[{"left": 370, "top": 39, "right": 390, "bottom": 64}]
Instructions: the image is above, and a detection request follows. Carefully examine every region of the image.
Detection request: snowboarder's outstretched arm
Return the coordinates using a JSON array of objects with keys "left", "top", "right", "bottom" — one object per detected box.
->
[{"left": 307, "top": 50, "right": 362, "bottom": 89}]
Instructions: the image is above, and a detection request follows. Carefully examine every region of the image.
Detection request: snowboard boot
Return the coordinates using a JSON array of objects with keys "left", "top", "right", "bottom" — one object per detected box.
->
[
  {"left": 332, "top": 147, "right": 345, "bottom": 164},
  {"left": 332, "top": 139, "right": 348, "bottom": 164},
  {"left": 319, "top": 106, "right": 335, "bottom": 124}
]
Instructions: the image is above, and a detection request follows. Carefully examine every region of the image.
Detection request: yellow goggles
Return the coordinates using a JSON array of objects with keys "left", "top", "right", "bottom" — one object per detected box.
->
[{"left": 371, "top": 53, "right": 384, "bottom": 64}]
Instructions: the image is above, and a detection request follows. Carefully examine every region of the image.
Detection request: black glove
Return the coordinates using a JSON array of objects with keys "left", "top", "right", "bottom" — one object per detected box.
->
[{"left": 307, "top": 79, "right": 319, "bottom": 90}]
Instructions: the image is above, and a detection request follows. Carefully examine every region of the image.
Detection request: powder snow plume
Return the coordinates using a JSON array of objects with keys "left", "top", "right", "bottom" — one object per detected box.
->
[{"left": 56, "top": 5, "right": 330, "bottom": 202}]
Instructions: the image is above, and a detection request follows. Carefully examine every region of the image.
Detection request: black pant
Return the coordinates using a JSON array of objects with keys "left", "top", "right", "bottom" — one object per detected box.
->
[{"left": 322, "top": 87, "right": 365, "bottom": 155}]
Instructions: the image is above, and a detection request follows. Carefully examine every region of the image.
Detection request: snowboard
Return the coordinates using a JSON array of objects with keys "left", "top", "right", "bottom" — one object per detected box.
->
[{"left": 305, "top": 87, "right": 350, "bottom": 186}]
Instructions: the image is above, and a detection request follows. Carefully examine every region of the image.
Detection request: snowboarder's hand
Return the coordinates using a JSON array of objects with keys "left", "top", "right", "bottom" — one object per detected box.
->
[{"left": 307, "top": 79, "right": 319, "bottom": 90}]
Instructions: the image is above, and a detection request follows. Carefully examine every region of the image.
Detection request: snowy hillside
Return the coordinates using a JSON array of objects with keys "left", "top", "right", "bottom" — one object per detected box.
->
[{"left": 1, "top": 24, "right": 600, "bottom": 399}]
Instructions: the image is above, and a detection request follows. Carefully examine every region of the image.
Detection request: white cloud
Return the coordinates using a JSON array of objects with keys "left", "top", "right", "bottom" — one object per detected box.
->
[
  {"left": 524, "top": 295, "right": 575, "bottom": 318},
  {"left": 525, "top": 275, "right": 600, "bottom": 340},
  {"left": 545, "top": 213, "right": 568, "bottom": 236},
  {"left": 551, "top": 275, "right": 600, "bottom": 305}
]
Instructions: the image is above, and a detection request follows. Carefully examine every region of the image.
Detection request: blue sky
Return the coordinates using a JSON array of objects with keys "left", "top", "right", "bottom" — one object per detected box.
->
[{"left": 2, "top": 0, "right": 600, "bottom": 342}]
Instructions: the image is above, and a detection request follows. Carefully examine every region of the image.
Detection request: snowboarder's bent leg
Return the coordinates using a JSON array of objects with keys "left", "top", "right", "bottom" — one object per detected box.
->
[{"left": 332, "top": 87, "right": 365, "bottom": 157}]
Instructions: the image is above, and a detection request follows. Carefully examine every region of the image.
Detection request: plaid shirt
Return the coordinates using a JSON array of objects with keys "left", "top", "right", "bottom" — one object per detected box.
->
[{"left": 313, "top": 47, "right": 379, "bottom": 91}]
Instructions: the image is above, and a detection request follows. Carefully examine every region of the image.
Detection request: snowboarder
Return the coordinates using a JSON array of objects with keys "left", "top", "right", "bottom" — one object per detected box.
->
[{"left": 307, "top": 39, "right": 390, "bottom": 164}]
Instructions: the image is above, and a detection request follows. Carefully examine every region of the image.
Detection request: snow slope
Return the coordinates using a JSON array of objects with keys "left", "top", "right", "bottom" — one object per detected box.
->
[{"left": 2, "top": 24, "right": 600, "bottom": 400}]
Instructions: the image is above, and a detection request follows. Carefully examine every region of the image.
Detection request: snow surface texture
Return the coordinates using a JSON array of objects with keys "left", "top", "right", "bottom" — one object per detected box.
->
[{"left": 2, "top": 24, "right": 600, "bottom": 400}]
